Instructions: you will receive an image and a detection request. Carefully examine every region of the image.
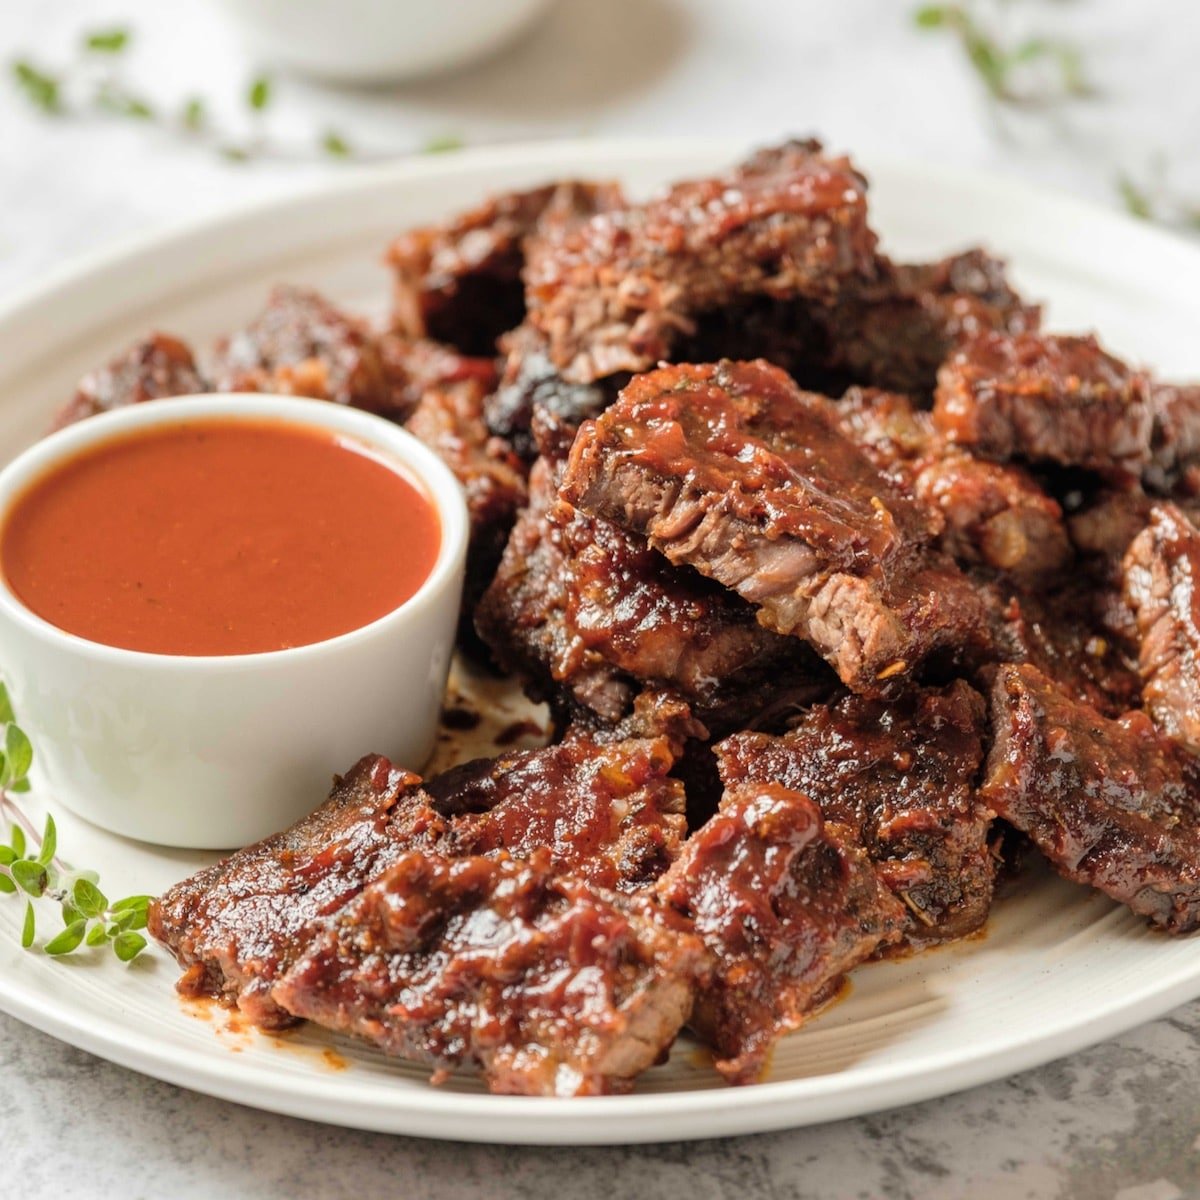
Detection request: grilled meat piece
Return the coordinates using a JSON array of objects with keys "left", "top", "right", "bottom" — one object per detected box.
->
[
  {"left": 486, "top": 324, "right": 623, "bottom": 460},
  {"left": 1124, "top": 503, "right": 1200, "bottom": 754},
  {"left": 400, "top": 346, "right": 527, "bottom": 647},
  {"left": 426, "top": 721, "right": 688, "bottom": 893},
  {"left": 1147, "top": 382, "right": 1200, "bottom": 492},
  {"left": 561, "top": 359, "right": 991, "bottom": 693},
  {"left": 524, "top": 139, "right": 879, "bottom": 384},
  {"left": 475, "top": 454, "right": 630, "bottom": 720},
  {"left": 272, "top": 849, "right": 706, "bottom": 1096},
  {"left": 933, "top": 332, "right": 1153, "bottom": 473},
  {"left": 476, "top": 437, "right": 830, "bottom": 729},
  {"left": 152, "top": 718, "right": 693, "bottom": 1026},
  {"left": 54, "top": 333, "right": 206, "bottom": 430},
  {"left": 207, "top": 285, "right": 403, "bottom": 415},
  {"left": 819, "top": 250, "right": 1041, "bottom": 396},
  {"left": 387, "top": 180, "right": 625, "bottom": 355},
  {"left": 552, "top": 496, "right": 831, "bottom": 732},
  {"left": 838, "top": 387, "right": 1071, "bottom": 585},
  {"left": 657, "top": 781, "right": 905, "bottom": 1084},
  {"left": 716, "top": 681, "right": 993, "bottom": 942},
  {"left": 981, "top": 579, "right": 1142, "bottom": 718},
  {"left": 981, "top": 664, "right": 1200, "bottom": 933},
  {"left": 376, "top": 332, "right": 499, "bottom": 420},
  {"left": 1068, "top": 486, "right": 1161, "bottom": 578},
  {"left": 149, "top": 755, "right": 441, "bottom": 1029}
]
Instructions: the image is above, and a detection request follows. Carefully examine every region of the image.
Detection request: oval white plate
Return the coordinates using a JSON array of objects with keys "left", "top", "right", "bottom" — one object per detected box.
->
[{"left": 0, "top": 140, "right": 1198, "bottom": 1145}]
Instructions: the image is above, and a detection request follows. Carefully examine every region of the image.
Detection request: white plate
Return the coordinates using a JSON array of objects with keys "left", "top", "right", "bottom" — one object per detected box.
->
[{"left": 0, "top": 140, "right": 1198, "bottom": 1146}]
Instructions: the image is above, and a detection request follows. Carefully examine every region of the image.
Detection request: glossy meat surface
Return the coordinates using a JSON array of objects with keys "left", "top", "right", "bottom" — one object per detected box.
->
[
  {"left": 524, "top": 139, "right": 879, "bottom": 383},
  {"left": 428, "top": 722, "right": 688, "bottom": 893},
  {"left": 657, "top": 782, "right": 905, "bottom": 1083},
  {"left": 561, "top": 359, "right": 990, "bottom": 692},
  {"left": 149, "top": 755, "right": 439, "bottom": 1028},
  {"left": 54, "top": 333, "right": 206, "bottom": 430},
  {"left": 207, "top": 285, "right": 403, "bottom": 415},
  {"left": 981, "top": 664, "right": 1200, "bottom": 932},
  {"left": 486, "top": 324, "right": 622, "bottom": 460},
  {"left": 400, "top": 343, "right": 527, "bottom": 645},
  {"left": 152, "top": 713, "right": 696, "bottom": 1025},
  {"left": 553, "top": 497, "right": 830, "bottom": 732},
  {"left": 716, "top": 681, "right": 993, "bottom": 942},
  {"left": 820, "top": 250, "right": 1041, "bottom": 396},
  {"left": 387, "top": 180, "right": 625, "bottom": 355},
  {"left": 838, "top": 387, "right": 1071, "bottom": 585},
  {"left": 477, "top": 439, "right": 829, "bottom": 728},
  {"left": 1147, "top": 383, "right": 1200, "bottom": 491},
  {"left": 982, "top": 579, "right": 1142, "bottom": 718},
  {"left": 272, "top": 850, "right": 707, "bottom": 1095},
  {"left": 475, "top": 454, "right": 630, "bottom": 719},
  {"left": 1124, "top": 504, "right": 1200, "bottom": 753},
  {"left": 933, "top": 332, "right": 1152, "bottom": 472}
]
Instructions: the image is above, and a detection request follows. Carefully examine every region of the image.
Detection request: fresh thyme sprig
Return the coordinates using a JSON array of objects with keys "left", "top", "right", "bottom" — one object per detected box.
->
[
  {"left": 913, "top": 4, "right": 1092, "bottom": 105},
  {"left": 0, "top": 683, "right": 150, "bottom": 962},
  {"left": 10, "top": 25, "right": 465, "bottom": 165},
  {"left": 10, "top": 27, "right": 347, "bottom": 163},
  {"left": 1115, "top": 161, "right": 1200, "bottom": 233}
]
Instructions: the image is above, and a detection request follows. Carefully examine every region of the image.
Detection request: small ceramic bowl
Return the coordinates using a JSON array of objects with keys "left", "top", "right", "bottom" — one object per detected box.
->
[
  {"left": 0, "top": 395, "right": 467, "bottom": 850},
  {"left": 215, "top": 0, "right": 555, "bottom": 84}
]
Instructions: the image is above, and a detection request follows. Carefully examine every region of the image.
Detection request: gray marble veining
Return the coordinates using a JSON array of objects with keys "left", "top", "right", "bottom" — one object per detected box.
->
[{"left": 3, "top": 1004, "right": 1199, "bottom": 1199}]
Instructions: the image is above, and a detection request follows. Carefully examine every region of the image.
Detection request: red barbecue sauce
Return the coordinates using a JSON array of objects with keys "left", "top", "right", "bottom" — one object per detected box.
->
[{"left": 0, "top": 418, "right": 441, "bottom": 656}]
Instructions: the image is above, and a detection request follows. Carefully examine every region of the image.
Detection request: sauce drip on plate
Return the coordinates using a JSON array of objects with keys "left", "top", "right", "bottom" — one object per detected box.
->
[{"left": 1, "top": 418, "right": 441, "bottom": 656}]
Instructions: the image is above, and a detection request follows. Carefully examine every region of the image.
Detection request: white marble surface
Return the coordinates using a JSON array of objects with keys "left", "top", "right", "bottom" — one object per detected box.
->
[{"left": 2, "top": 1, "right": 1199, "bottom": 1196}]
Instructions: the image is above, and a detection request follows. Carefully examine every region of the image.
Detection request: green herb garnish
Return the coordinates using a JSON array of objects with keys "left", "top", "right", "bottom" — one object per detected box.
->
[
  {"left": 912, "top": 4, "right": 1091, "bottom": 104},
  {"left": 11, "top": 61, "right": 62, "bottom": 114},
  {"left": 423, "top": 134, "right": 465, "bottom": 155},
  {"left": 247, "top": 75, "right": 272, "bottom": 112},
  {"left": 0, "top": 682, "right": 150, "bottom": 963},
  {"left": 321, "top": 130, "right": 352, "bottom": 158},
  {"left": 9, "top": 26, "right": 416, "bottom": 164},
  {"left": 83, "top": 28, "right": 130, "bottom": 55}
]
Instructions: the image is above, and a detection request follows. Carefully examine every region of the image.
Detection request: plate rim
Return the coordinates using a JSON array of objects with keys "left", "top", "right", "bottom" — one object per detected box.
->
[{"left": 2, "top": 136, "right": 1200, "bottom": 1144}]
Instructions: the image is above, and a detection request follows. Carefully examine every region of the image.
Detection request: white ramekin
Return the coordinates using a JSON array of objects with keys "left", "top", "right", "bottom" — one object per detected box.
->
[
  {"left": 0, "top": 395, "right": 467, "bottom": 849},
  {"left": 215, "top": 0, "right": 555, "bottom": 84}
]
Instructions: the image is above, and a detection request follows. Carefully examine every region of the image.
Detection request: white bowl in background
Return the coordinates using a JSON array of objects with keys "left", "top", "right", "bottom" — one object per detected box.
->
[
  {"left": 216, "top": 0, "right": 556, "bottom": 84},
  {"left": 0, "top": 394, "right": 467, "bottom": 849}
]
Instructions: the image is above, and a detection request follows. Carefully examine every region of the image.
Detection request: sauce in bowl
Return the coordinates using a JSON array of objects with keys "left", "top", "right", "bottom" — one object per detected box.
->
[{"left": 0, "top": 417, "right": 441, "bottom": 656}]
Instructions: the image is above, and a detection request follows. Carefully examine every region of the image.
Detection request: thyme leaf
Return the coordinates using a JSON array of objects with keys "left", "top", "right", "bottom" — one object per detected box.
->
[
  {"left": 911, "top": 3, "right": 1091, "bottom": 105},
  {"left": 0, "top": 682, "right": 151, "bottom": 963},
  {"left": 11, "top": 61, "right": 62, "bottom": 114},
  {"left": 84, "top": 29, "right": 130, "bottom": 54},
  {"left": 247, "top": 75, "right": 272, "bottom": 112}
]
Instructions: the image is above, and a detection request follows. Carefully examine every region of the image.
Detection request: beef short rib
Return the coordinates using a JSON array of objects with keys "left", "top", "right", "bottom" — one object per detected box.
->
[
  {"left": 387, "top": 180, "right": 625, "bottom": 355},
  {"left": 272, "top": 849, "right": 706, "bottom": 1095},
  {"left": 933, "top": 332, "right": 1152, "bottom": 473},
  {"left": 148, "top": 755, "right": 440, "bottom": 1028},
  {"left": 206, "top": 285, "right": 403, "bottom": 415},
  {"left": 561, "top": 359, "right": 990, "bottom": 692},
  {"left": 54, "top": 333, "right": 206, "bottom": 430},
  {"left": 427, "top": 720, "right": 688, "bottom": 893},
  {"left": 657, "top": 781, "right": 905, "bottom": 1084},
  {"left": 818, "top": 250, "right": 1041, "bottom": 397},
  {"left": 152, "top": 722, "right": 691, "bottom": 1026},
  {"left": 837, "top": 386, "right": 1071, "bottom": 586},
  {"left": 524, "top": 140, "right": 879, "bottom": 384},
  {"left": 477, "top": 436, "right": 829, "bottom": 729},
  {"left": 716, "top": 681, "right": 993, "bottom": 942},
  {"left": 1124, "top": 503, "right": 1200, "bottom": 754},
  {"left": 981, "top": 664, "right": 1200, "bottom": 933}
]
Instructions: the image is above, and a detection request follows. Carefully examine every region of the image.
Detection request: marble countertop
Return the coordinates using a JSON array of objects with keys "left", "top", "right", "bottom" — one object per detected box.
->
[{"left": 2, "top": 1, "right": 1199, "bottom": 1196}]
